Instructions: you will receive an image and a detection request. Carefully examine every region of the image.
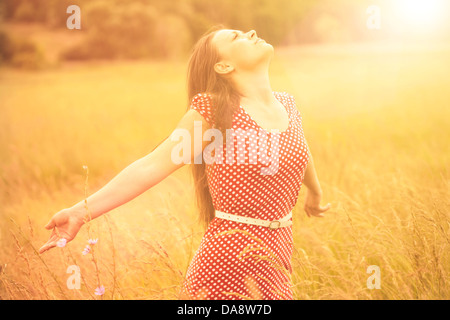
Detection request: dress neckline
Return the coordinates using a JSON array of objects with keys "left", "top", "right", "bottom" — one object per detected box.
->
[{"left": 238, "top": 92, "right": 291, "bottom": 135}]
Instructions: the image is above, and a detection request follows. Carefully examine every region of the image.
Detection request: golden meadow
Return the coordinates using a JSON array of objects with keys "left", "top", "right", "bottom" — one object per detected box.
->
[{"left": 0, "top": 41, "right": 449, "bottom": 300}]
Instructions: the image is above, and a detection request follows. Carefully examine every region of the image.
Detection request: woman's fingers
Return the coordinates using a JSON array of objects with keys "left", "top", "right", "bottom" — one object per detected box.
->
[
  {"left": 44, "top": 218, "right": 55, "bottom": 230},
  {"left": 311, "top": 211, "right": 324, "bottom": 217},
  {"left": 39, "top": 231, "right": 59, "bottom": 254},
  {"left": 39, "top": 242, "right": 53, "bottom": 254},
  {"left": 320, "top": 203, "right": 331, "bottom": 212},
  {"left": 306, "top": 203, "right": 331, "bottom": 218}
]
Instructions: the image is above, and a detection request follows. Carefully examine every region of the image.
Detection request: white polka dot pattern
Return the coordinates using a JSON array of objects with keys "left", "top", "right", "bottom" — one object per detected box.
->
[{"left": 182, "top": 92, "right": 310, "bottom": 300}]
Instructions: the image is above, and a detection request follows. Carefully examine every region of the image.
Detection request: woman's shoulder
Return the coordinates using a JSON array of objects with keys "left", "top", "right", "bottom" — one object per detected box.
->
[
  {"left": 191, "top": 92, "right": 214, "bottom": 104},
  {"left": 273, "top": 91, "right": 295, "bottom": 101},
  {"left": 273, "top": 91, "right": 297, "bottom": 109},
  {"left": 189, "top": 92, "right": 215, "bottom": 124}
]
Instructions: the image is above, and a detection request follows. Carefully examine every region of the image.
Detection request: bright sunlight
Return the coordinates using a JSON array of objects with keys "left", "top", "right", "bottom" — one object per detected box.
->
[{"left": 392, "top": 0, "right": 448, "bottom": 33}]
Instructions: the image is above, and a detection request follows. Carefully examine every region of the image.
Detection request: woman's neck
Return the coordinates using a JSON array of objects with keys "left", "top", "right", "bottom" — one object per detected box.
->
[{"left": 233, "top": 69, "right": 275, "bottom": 106}]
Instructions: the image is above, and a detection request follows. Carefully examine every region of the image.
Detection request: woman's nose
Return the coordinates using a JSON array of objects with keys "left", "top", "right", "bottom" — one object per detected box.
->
[{"left": 247, "top": 30, "right": 257, "bottom": 39}]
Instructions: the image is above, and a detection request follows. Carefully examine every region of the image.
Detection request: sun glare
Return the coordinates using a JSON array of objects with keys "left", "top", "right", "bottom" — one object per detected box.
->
[{"left": 392, "top": 0, "right": 447, "bottom": 33}]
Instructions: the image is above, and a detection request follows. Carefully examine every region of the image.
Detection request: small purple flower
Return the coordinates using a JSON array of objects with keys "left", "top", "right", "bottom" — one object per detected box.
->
[
  {"left": 88, "top": 238, "right": 98, "bottom": 245},
  {"left": 82, "top": 245, "right": 91, "bottom": 255},
  {"left": 56, "top": 238, "right": 67, "bottom": 248},
  {"left": 94, "top": 285, "right": 105, "bottom": 296}
]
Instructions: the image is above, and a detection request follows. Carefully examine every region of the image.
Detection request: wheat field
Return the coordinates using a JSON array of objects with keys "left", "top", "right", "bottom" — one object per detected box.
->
[{"left": 0, "top": 41, "right": 449, "bottom": 300}]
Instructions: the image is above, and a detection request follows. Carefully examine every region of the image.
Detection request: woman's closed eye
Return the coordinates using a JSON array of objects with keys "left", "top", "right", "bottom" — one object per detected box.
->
[{"left": 232, "top": 31, "right": 246, "bottom": 41}]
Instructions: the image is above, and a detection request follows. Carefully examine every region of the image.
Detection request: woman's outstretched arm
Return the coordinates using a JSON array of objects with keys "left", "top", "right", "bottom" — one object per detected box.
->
[
  {"left": 302, "top": 143, "right": 331, "bottom": 218},
  {"left": 39, "top": 109, "right": 210, "bottom": 254}
]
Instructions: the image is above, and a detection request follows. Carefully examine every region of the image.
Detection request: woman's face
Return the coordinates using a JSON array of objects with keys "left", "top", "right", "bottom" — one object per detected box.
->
[{"left": 211, "top": 29, "right": 274, "bottom": 74}]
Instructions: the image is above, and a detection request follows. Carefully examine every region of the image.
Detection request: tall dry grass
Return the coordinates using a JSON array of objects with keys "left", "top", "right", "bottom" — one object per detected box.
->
[{"left": 0, "top": 41, "right": 449, "bottom": 299}]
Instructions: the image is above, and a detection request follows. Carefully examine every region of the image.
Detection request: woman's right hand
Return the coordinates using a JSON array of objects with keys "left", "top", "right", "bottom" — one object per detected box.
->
[
  {"left": 39, "top": 207, "right": 86, "bottom": 254},
  {"left": 304, "top": 188, "right": 331, "bottom": 218}
]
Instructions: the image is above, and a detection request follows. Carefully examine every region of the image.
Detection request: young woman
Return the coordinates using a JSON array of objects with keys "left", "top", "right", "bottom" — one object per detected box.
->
[{"left": 39, "top": 27, "right": 331, "bottom": 300}]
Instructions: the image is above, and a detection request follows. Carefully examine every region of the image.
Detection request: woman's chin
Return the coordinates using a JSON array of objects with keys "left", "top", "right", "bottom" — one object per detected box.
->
[
  {"left": 264, "top": 42, "right": 274, "bottom": 53},
  {"left": 264, "top": 43, "right": 275, "bottom": 57}
]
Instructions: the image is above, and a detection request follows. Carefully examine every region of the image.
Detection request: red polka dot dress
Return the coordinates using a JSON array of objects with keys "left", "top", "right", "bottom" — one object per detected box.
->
[{"left": 182, "top": 91, "right": 310, "bottom": 300}]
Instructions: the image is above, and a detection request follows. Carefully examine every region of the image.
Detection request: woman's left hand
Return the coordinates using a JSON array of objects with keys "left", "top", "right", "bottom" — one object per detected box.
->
[{"left": 304, "top": 188, "right": 331, "bottom": 218}]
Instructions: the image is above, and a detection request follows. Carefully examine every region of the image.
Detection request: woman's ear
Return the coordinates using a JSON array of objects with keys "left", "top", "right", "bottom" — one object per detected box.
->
[{"left": 214, "top": 61, "right": 234, "bottom": 75}]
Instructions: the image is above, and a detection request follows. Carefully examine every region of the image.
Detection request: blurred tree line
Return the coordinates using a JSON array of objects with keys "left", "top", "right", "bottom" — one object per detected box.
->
[{"left": 0, "top": 0, "right": 385, "bottom": 65}]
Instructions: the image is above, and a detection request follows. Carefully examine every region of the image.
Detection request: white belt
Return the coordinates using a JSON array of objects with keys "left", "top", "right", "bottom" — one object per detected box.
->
[{"left": 215, "top": 210, "right": 293, "bottom": 230}]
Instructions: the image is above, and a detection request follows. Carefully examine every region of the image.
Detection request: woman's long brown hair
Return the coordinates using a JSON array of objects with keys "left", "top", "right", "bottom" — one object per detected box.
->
[{"left": 186, "top": 26, "right": 240, "bottom": 228}]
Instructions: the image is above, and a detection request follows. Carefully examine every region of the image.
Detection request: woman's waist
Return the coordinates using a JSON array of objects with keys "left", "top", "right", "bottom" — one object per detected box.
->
[{"left": 213, "top": 207, "right": 293, "bottom": 224}]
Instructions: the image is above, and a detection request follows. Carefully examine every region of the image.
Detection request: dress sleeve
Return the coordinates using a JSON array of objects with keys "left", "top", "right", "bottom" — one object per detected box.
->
[
  {"left": 288, "top": 92, "right": 310, "bottom": 164},
  {"left": 189, "top": 93, "right": 214, "bottom": 126},
  {"left": 286, "top": 92, "right": 303, "bottom": 123}
]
